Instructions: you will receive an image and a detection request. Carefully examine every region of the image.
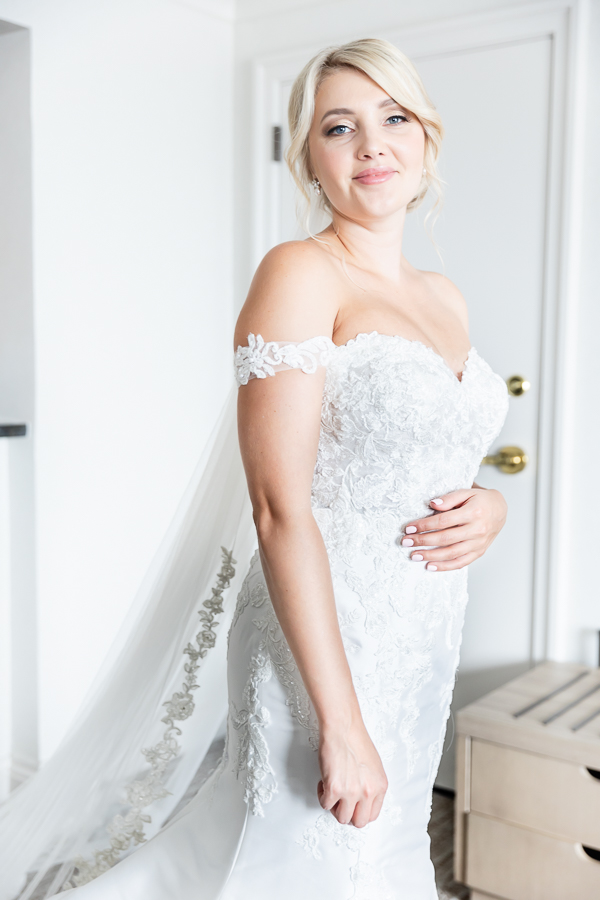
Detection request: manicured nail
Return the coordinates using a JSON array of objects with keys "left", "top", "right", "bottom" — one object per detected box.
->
[
  {"left": 412, "top": 553, "right": 424, "bottom": 561},
  {"left": 427, "top": 564, "right": 438, "bottom": 571},
  {"left": 406, "top": 525, "right": 417, "bottom": 534},
  {"left": 432, "top": 498, "right": 443, "bottom": 505},
  {"left": 401, "top": 538, "right": 414, "bottom": 547}
]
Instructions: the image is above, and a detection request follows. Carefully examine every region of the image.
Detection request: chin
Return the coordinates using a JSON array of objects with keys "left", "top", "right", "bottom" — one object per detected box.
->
[{"left": 354, "top": 196, "right": 410, "bottom": 220}]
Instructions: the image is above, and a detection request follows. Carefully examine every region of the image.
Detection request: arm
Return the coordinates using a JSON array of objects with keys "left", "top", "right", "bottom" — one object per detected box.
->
[{"left": 235, "top": 243, "right": 387, "bottom": 827}]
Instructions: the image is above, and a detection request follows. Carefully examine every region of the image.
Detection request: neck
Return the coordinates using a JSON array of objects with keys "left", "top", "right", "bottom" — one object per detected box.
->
[{"left": 328, "top": 206, "right": 409, "bottom": 284}]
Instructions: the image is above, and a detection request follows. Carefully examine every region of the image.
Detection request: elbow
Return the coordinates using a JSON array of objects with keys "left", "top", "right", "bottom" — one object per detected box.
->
[
  {"left": 252, "top": 504, "right": 281, "bottom": 545},
  {"left": 252, "top": 499, "right": 311, "bottom": 546}
]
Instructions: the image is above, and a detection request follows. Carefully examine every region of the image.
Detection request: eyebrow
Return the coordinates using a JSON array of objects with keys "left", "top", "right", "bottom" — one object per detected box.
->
[{"left": 319, "top": 97, "right": 401, "bottom": 124}]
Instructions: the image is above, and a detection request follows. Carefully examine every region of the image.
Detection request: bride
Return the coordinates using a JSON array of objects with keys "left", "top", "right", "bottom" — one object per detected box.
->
[{"left": 1, "top": 38, "right": 509, "bottom": 900}]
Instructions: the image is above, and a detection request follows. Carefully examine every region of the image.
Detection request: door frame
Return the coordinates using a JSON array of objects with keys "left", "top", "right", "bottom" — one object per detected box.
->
[{"left": 249, "top": 0, "right": 589, "bottom": 665}]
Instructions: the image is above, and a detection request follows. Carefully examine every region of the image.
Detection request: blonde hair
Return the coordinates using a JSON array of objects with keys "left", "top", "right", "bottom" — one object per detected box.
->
[{"left": 285, "top": 38, "right": 444, "bottom": 238}]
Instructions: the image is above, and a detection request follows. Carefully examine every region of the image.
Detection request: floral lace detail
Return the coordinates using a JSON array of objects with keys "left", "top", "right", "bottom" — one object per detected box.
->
[
  {"left": 254, "top": 605, "right": 319, "bottom": 750},
  {"left": 234, "top": 333, "right": 335, "bottom": 385},
  {"left": 66, "top": 548, "right": 236, "bottom": 888},
  {"left": 231, "top": 647, "right": 276, "bottom": 816},
  {"left": 230, "top": 573, "right": 319, "bottom": 815},
  {"left": 298, "top": 811, "right": 364, "bottom": 860},
  {"left": 298, "top": 811, "right": 395, "bottom": 899},
  {"left": 229, "top": 553, "right": 268, "bottom": 635},
  {"left": 350, "top": 861, "right": 394, "bottom": 900},
  {"left": 307, "top": 333, "right": 508, "bottom": 775}
]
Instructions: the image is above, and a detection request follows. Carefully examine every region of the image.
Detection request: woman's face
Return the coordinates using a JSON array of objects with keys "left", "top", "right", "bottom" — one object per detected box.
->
[{"left": 308, "top": 67, "right": 425, "bottom": 224}]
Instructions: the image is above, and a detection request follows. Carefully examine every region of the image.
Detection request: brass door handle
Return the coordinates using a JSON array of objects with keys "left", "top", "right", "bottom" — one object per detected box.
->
[
  {"left": 506, "top": 375, "right": 531, "bottom": 397},
  {"left": 482, "top": 445, "right": 528, "bottom": 474}
]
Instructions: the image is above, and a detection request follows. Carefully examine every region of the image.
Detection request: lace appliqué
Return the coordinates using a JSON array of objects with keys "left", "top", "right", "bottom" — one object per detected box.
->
[
  {"left": 66, "top": 548, "right": 236, "bottom": 888},
  {"left": 298, "top": 811, "right": 364, "bottom": 860},
  {"left": 350, "top": 861, "right": 394, "bottom": 900},
  {"left": 230, "top": 580, "right": 319, "bottom": 816},
  {"left": 298, "top": 811, "right": 394, "bottom": 899},
  {"left": 229, "top": 556, "right": 268, "bottom": 635},
  {"left": 231, "top": 647, "right": 276, "bottom": 816},
  {"left": 255, "top": 605, "right": 319, "bottom": 750},
  {"left": 234, "top": 333, "right": 334, "bottom": 385}
]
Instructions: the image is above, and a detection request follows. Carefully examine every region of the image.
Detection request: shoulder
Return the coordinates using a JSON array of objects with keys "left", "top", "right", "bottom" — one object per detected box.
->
[
  {"left": 422, "top": 271, "right": 469, "bottom": 331},
  {"left": 234, "top": 240, "right": 340, "bottom": 349}
]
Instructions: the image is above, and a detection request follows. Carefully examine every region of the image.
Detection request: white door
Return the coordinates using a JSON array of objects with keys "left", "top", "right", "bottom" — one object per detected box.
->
[{"left": 264, "top": 34, "right": 553, "bottom": 787}]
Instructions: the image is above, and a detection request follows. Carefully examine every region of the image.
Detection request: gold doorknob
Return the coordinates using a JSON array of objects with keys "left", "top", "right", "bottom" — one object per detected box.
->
[
  {"left": 506, "top": 375, "right": 531, "bottom": 397},
  {"left": 482, "top": 445, "right": 528, "bottom": 474}
]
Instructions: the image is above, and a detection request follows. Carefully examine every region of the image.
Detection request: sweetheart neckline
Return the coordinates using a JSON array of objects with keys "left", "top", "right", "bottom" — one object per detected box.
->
[{"left": 330, "top": 330, "right": 476, "bottom": 384}]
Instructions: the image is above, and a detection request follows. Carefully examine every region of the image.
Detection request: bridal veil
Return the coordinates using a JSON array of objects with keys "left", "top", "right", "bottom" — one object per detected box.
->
[{"left": 0, "top": 386, "right": 256, "bottom": 900}]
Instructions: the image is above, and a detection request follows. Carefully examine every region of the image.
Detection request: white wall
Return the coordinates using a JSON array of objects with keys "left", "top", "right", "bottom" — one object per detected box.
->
[
  {"left": 569, "top": 0, "right": 600, "bottom": 665},
  {"left": 0, "top": 0, "right": 235, "bottom": 764},
  {"left": 234, "top": 0, "right": 600, "bottom": 667},
  {"left": 0, "top": 20, "right": 37, "bottom": 790}
]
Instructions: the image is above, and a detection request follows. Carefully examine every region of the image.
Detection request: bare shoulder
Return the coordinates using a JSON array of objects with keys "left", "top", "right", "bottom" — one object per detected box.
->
[
  {"left": 234, "top": 240, "right": 340, "bottom": 349},
  {"left": 422, "top": 271, "right": 469, "bottom": 332}
]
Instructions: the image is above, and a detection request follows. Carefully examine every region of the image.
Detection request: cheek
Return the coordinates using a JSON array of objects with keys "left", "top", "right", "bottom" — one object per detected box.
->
[
  {"left": 397, "top": 134, "right": 425, "bottom": 167},
  {"left": 317, "top": 143, "right": 355, "bottom": 195},
  {"left": 322, "top": 139, "right": 353, "bottom": 171},
  {"left": 391, "top": 122, "right": 425, "bottom": 163}
]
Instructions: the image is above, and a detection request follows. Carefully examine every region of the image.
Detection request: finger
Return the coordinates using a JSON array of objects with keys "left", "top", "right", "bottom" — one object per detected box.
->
[
  {"left": 404, "top": 508, "right": 471, "bottom": 536},
  {"left": 333, "top": 798, "right": 355, "bottom": 826},
  {"left": 351, "top": 798, "right": 373, "bottom": 829},
  {"left": 428, "top": 490, "right": 475, "bottom": 511},
  {"left": 404, "top": 490, "right": 479, "bottom": 534},
  {"left": 317, "top": 780, "right": 326, "bottom": 807},
  {"left": 424, "top": 551, "right": 479, "bottom": 572},
  {"left": 403, "top": 524, "right": 472, "bottom": 548},
  {"left": 319, "top": 781, "right": 340, "bottom": 811},
  {"left": 411, "top": 541, "right": 478, "bottom": 563},
  {"left": 369, "top": 791, "right": 386, "bottom": 823}
]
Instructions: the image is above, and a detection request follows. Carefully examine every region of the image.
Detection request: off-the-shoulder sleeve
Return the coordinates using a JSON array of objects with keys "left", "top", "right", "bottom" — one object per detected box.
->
[{"left": 234, "top": 333, "right": 336, "bottom": 386}]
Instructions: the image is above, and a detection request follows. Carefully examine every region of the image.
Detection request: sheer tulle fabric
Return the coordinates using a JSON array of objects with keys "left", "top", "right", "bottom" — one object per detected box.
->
[{"left": 0, "top": 387, "right": 256, "bottom": 900}]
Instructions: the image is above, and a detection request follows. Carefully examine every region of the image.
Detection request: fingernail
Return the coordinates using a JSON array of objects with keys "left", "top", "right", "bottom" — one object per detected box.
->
[
  {"left": 412, "top": 553, "right": 424, "bottom": 561},
  {"left": 405, "top": 525, "right": 417, "bottom": 534},
  {"left": 432, "top": 498, "right": 443, "bottom": 505},
  {"left": 401, "top": 538, "right": 414, "bottom": 546},
  {"left": 427, "top": 564, "right": 438, "bottom": 571}
]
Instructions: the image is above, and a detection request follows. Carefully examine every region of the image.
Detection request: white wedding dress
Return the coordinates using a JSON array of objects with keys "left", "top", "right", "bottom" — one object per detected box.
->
[{"left": 58, "top": 330, "right": 508, "bottom": 900}]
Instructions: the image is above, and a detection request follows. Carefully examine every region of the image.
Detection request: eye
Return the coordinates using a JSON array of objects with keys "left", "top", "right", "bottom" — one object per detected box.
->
[
  {"left": 386, "top": 114, "right": 408, "bottom": 125},
  {"left": 326, "top": 123, "right": 352, "bottom": 136}
]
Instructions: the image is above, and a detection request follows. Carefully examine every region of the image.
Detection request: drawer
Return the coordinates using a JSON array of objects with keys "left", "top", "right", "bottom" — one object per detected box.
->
[
  {"left": 466, "top": 813, "right": 600, "bottom": 900},
  {"left": 470, "top": 739, "right": 600, "bottom": 846}
]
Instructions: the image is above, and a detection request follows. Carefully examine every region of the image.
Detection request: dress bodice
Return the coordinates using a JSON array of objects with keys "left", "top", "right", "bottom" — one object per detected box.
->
[{"left": 234, "top": 330, "right": 509, "bottom": 528}]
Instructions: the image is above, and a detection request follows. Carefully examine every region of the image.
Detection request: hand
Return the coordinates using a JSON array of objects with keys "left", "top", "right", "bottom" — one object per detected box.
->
[
  {"left": 402, "top": 486, "right": 507, "bottom": 572},
  {"left": 317, "top": 720, "right": 388, "bottom": 828}
]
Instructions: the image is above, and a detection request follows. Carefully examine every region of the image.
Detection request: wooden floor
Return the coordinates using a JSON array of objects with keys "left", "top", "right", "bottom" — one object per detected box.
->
[{"left": 430, "top": 788, "right": 470, "bottom": 900}]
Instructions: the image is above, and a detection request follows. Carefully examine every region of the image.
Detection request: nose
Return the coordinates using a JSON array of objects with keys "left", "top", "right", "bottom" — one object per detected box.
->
[{"left": 355, "top": 124, "right": 387, "bottom": 160}]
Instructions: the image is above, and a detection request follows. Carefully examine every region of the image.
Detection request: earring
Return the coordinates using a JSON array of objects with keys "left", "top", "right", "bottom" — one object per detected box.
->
[
  {"left": 311, "top": 178, "right": 322, "bottom": 196},
  {"left": 422, "top": 167, "right": 427, "bottom": 176}
]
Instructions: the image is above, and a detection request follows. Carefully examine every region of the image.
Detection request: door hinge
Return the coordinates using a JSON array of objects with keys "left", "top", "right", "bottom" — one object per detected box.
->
[{"left": 272, "top": 125, "right": 282, "bottom": 162}]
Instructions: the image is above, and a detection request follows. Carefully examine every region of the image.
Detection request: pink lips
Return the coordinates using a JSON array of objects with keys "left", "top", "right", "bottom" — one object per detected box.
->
[{"left": 353, "top": 167, "right": 396, "bottom": 185}]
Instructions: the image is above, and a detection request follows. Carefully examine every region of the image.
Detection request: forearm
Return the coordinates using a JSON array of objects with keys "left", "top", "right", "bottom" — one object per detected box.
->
[{"left": 255, "top": 507, "right": 361, "bottom": 732}]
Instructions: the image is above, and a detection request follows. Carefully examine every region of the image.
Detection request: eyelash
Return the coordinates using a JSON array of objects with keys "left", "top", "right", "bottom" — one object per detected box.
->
[{"left": 326, "top": 114, "right": 408, "bottom": 136}]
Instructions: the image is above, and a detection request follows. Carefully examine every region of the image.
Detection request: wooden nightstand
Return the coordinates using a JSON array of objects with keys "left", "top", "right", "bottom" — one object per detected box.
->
[{"left": 454, "top": 662, "right": 600, "bottom": 900}]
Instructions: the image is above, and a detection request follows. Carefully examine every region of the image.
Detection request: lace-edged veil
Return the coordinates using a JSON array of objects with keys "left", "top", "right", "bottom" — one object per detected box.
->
[{"left": 0, "top": 386, "right": 256, "bottom": 900}]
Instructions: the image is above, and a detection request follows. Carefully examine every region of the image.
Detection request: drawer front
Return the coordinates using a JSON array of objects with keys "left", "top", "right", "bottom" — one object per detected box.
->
[
  {"left": 471, "top": 739, "right": 600, "bottom": 846},
  {"left": 466, "top": 813, "right": 600, "bottom": 900}
]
